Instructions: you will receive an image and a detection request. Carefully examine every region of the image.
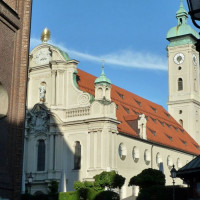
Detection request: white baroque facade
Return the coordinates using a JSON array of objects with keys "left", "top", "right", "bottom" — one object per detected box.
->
[{"left": 24, "top": 3, "right": 200, "bottom": 199}]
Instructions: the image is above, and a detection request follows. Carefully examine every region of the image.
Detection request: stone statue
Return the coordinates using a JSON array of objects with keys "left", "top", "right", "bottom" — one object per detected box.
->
[{"left": 39, "top": 84, "right": 46, "bottom": 102}]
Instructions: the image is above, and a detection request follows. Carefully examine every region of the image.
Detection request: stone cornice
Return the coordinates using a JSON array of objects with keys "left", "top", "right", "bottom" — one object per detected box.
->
[{"left": 168, "top": 98, "right": 200, "bottom": 106}]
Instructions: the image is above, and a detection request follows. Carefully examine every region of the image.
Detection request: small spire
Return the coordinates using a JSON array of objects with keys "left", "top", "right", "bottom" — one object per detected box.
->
[
  {"left": 176, "top": 0, "right": 188, "bottom": 25},
  {"left": 94, "top": 61, "right": 111, "bottom": 85},
  {"left": 41, "top": 27, "right": 51, "bottom": 43}
]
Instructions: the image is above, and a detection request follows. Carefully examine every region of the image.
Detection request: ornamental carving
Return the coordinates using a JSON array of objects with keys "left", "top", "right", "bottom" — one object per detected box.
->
[
  {"left": 78, "top": 93, "right": 90, "bottom": 105},
  {"left": 27, "top": 106, "right": 49, "bottom": 134}
]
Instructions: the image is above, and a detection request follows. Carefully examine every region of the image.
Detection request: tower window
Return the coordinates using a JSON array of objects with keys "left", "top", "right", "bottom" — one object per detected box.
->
[
  {"left": 179, "top": 119, "right": 183, "bottom": 126},
  {"left": 178, "top": 78, "right": 183, "bottom": 91},
  {"left": 179, "top": 110, "right": 182, "bottom": 114},
  {"left": 178, "top": 66, "right": 182, "bottom": 70},
  {"left": 37, "top": 140, "right": 45, "bottom": 171}
]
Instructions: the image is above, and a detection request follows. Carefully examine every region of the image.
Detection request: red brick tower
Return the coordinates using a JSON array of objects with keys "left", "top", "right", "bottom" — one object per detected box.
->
[{"left": 0, "top": 0, "right": 32, "bottom": 199}]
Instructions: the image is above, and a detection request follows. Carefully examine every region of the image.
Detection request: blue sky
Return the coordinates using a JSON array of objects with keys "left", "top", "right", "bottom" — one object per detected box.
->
[{"left": 30, "top": 0, "right": 197, "bottom": 110}]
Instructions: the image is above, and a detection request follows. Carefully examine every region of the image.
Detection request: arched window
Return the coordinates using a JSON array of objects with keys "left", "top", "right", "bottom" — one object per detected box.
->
[
  {"left": 97, "top": 87, "right": 103, "bottom": 99},
  {"left": 179, "top": 119, "right": 183, "bottom": 126},
  {"left": 178, "top": 78, "right": 183, "bottom": 91},
  {"left": 105, "top": 87, "right": 110, "bottom": 100},
  {"left": 74, "top": 141, "right": 81, "bottom": 170},
  {"left": 37, "top": 140, "right": 45, "bottom": 171}
]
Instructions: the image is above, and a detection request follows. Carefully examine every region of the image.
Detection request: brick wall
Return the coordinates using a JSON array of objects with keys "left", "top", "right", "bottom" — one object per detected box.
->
[{"left": 0, "top": 0, "right": 32, "bottom": 199}]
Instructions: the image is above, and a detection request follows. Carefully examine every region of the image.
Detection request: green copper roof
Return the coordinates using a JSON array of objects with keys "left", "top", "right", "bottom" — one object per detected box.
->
[
  {"left": 56, "top": 47, "right": 70, "bottom": 61},
  {"left": 176, "top": 0, "right": 187, "bottom": 16},
  {"left": 95, "top": 66, "right": 111, "bottom": 85},
  {"left": 166, "top": 0, "right": 199, "bottom": 44}
]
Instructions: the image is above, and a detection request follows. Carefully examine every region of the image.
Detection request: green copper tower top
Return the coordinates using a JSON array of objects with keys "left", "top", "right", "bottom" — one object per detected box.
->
[
  {"left": 176, "top": 0, "right": 188, "bottom": 25},
  {"left": 166, "top": 0, "right": 199, "bottom": 46},
  {"left": 95, "top": 63, "right": 111, "bottom": 85}
]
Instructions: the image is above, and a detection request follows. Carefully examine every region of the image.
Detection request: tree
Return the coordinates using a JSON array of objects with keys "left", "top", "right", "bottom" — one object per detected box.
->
[
  {"left": 129, "top": 168, "right": 165, "bottom": 189},
  {"left": 94, "top": 171, "right": 125, "bottom": 190},
  {"left": 129, "top": 168, "right": 166, "bottom": 200}
]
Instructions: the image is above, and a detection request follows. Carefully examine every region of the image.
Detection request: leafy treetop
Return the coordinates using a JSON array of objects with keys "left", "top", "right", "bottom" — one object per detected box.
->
[{"left": 128, "top": 168, "right": 165, "bottom": 189}]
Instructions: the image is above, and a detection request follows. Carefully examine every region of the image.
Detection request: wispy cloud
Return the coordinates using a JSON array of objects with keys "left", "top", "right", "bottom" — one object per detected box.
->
[{"left": 30, "top": 38, "right": 167, "bottom": 71}]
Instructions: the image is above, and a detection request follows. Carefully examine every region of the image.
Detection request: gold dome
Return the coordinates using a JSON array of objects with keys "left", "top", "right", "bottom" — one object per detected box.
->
[{"left": 41, "top": 28, "right": 51, "bottom": 43}]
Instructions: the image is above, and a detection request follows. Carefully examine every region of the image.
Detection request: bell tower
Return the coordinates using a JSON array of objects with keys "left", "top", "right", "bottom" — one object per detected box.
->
[{"left": 167, "top": 0, "right": 200, "bottom": 142}]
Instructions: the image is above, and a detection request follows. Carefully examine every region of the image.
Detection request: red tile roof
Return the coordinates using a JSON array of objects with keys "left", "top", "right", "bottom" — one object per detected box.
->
[{"left": 77, "top": 69, "right": 200, "bottom": 155}]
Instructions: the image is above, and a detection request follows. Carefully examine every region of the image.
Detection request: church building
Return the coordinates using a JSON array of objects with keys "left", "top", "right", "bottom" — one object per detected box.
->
[{"left": 24, "top": 1, "right": 200, "bottom": 199}]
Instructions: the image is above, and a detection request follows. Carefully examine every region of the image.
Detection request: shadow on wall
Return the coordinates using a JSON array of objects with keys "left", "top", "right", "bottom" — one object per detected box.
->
[
  {"left": 24, "top": 103, "right": 80, "bottom": 195},
  {"left": 0, "top": 82, "right": 24, "bottom": 199}
]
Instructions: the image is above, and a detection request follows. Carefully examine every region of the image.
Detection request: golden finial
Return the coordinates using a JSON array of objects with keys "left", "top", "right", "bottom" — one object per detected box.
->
[{"left": 41, "top": 28, "right": 50, "bottom": 43}]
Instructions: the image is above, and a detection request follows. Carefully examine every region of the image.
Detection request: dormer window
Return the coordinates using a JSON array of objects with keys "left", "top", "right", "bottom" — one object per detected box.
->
[
  {"left": 123, "top": 106, "right": 130, "bottom": 114},
  {"left": 193, "top": 143, "right": 200, "bottom": 150},
  {"left": 149, "top": 128, "right": 156, "bottom": 136},
  {"left": 135, "top": 99, "right": 141, "bottom": 106},
  {"left": 159, "top": 120, "right": 164, "bottom": 127},
  {"left": 180, "top": 139, "right": 187, "bottom": 146},
  {"left": 132, "top": 109, "right": 139, "bottom": 115},
  {"left": 164, "top": 112, "right": 170, "bottom": 118},
  {"left": 117, "top": 92, "right": 124, "bottom": 99},
  {"left": 165, "top": 134, "right": 172, "bottom": 141},
  {"left": 166, "top": 123, "right": 171, "bottom": 129},
  {"left": 151, "top": 106, "right": 157, "bottom": 113},
  {"left": 151, "top": 117, "right": 156, "bottom": 123}
]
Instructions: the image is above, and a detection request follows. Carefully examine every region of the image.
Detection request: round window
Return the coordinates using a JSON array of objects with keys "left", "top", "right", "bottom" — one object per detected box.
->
[
  {"left": 144, "top": 149, "right": 151, "bottom": 165},
  {"left": 132, "top": 146, "right": 139, "bottom": 162},
  {"left": 167, "top": 155, "right": 173, "bottom": 169},
  {"left": 118, "top": 143, "right": 127, "bottom": 160}
]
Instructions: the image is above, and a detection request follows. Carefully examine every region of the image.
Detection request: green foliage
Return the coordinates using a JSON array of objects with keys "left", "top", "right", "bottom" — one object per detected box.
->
[
  {"left": 74, "top": 181, "right": 94, "bottom": 190},
  {"left": 87, "top": 188, "right": 101, "bottom": 200},
  {"left": 59, "top": 191, "right": 79, "bottom": 200},
  {"left": 73, "top": 181, "right": 85, "bottom": 191},
  {"left": 59, "top": 189, "right": 100, "bottom": 200},
  {"left": 129, "top": 168, "right": 165, "bottom": 189},
  {"left": 94, "top": 171, "right": 125, "bottom": 190},
  {"left": 94, "top": 191, "right": 120, "bottom": 200},
  {"left": 48, "top": 181, "right": 59, "bottom": 196}
]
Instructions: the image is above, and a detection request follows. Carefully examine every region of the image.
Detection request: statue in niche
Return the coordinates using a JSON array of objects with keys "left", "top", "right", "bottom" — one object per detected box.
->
[
  {"left": 27, "top": 106, "right": 49, "bottom": 134},
  {"left": 39, "top": 82, "right": 46, "bottom": 102}
]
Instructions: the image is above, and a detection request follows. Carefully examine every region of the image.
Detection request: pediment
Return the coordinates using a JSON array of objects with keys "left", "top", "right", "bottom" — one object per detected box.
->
[{"left": 29, "top": 44, "right": 70, "bottom": 68}]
